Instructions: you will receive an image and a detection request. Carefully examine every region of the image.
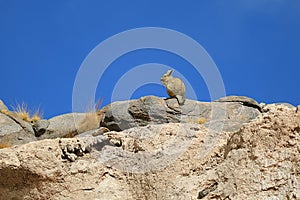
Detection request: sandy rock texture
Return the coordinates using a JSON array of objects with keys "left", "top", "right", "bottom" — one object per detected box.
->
[{"left": 0, "top": 97, "right": 299, "bottom": 199}]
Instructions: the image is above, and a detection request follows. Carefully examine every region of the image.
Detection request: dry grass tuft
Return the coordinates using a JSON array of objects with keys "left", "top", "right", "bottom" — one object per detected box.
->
[
  {"left": 14, "top": 103, "right": 31, "bottom": 122},
  {"left": 77, "top": 98, "right": 105, "bottom": 133},
  {"left": 30, "top": 114, "right": 41, "bottom": 123},
  {"left": 30, "top": 109, "right": 43, "bottom": 123},
  {"left": 9, "top": 102, "right": 43, "bottom": 123}
]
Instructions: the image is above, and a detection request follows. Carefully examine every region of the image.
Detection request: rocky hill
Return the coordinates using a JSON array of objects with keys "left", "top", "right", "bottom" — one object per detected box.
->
[{"left": 0, "top": 96, "right": 299, "bottom": 200}]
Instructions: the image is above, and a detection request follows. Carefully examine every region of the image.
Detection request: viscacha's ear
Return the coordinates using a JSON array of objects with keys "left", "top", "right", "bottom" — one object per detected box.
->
[{"left": 166, "top": 69, "right": 174, "bottom": 76}]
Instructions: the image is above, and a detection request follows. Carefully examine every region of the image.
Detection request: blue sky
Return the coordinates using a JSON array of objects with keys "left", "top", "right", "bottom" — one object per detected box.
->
[{"left": 0, "top": 1, "right": 299, "bottom": 118}]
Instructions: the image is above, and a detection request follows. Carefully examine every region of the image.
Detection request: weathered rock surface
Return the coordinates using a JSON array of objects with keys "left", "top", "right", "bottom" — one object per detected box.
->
[
  {"left": 0, "top": 96, "right": 262, "bottom": 147},
  {"left": 214, "top": 95, "right": 261, "bottom": 110},
  {"left": 0, "top": 108, "right": 102, "bottom": 147},
  {"left": 38, "top": 112, "right": 101, "bottom": 140},
  {"left": 101, "top": 95, "right": 261, "bottom": 132},
  {"left": 0, "top": 102, "right": 299, "bottom": 199},
  {"left": 37, "top": 113, "right": 85, "bottom": 140},
  {"left": 0, "top": 113, "right": 36, "bottom": 148},
  {"left": 33, "top": 119, "right": 50, "bottom": 137},
  {"left": 0, "top": 100, "right": 8, "bottom": 111},
  {"left": 77, "top": 127, "right": 110, "bottom": 138}
]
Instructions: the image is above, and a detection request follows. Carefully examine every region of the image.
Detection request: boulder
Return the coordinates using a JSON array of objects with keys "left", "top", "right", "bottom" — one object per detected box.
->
[
  {"left": 214, "top": 95, "right": 261, "bottom": 109},
  {"left": 100, "top": 96, "right": 261, "bottom": 132},
  {"left": 32, "top": 119, "right": 50, "bottom": 137},
  {"left": 0, "top": 113, "right": 36, "bottom": 148},
  {"left": 39, "top": 112, "right": 102, "bottom": 140},
  {"left": 39, "top": 113, "right": 86, "bottom": 139}
]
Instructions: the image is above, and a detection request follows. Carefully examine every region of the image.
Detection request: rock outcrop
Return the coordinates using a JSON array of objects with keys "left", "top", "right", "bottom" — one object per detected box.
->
[
  {"left": 0, "top": 96, "right": 299, "bottom": 199},
  {"left": 0, "top": 112, "right": 37, "bottom": 148},
  {"left": 0, "top": 101, "right": 103, "bottom": 147},
  {"left": 100, "top": 95, "right": 261, "bottom": 132}
]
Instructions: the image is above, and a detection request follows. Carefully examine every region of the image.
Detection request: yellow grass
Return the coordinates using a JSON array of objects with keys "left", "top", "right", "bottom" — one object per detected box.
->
[
  {"left": 0, "top": 109, "right": 10, "bottom": 116},
  {"left": 31, "top": 113, "right": 42, "bottom": 123},
  {"left": 77, "top": 98, "right": 104, "bottom": 133},
  {"left": 13, "top": 102, "right": 42, "bottom": 123}
]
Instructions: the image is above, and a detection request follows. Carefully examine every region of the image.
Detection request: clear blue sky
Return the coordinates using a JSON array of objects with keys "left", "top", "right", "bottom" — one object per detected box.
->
[{"left": 1, "top": 1, "right": 299, "bottom": 118}]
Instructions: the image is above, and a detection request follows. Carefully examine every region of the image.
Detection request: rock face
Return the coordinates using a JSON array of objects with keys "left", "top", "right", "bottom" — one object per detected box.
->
[
  {"left": 38, "top": 113, "right": 89, "bottom": 140},
  {"left": 0, "top": 97, "right": 103, "bottom": 147},
  {"left": 214, "top": 95, "right": 261, "bottom": 111},
  {"left": 0, "top": 113, "right": 36, "bottom": 148},
  {"left": 101, "top": 95, "right": 261, "bottom": 132},
  {"left": 0, "top": 96, "right": 299, "bottom": 199}
]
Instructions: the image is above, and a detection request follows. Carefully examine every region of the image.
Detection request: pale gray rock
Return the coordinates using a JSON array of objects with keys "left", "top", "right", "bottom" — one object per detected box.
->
[
  {"left": 0, "top": 113, "right": 36, "bottom": 148},
  {"left": 101, "top": 96, "right": 261, "bottom": 132},
  {"left": 214, "top": 95, "right": 261, "bottom": 111},
  {"left": 9, "top": 113, "right": 35, "bottom": 134},
  {"left": 33, "top": 119, "right": 50, "bottom": 137},
  {"left": 39, "top": 113, "right": 95, "bottom": 140}
]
